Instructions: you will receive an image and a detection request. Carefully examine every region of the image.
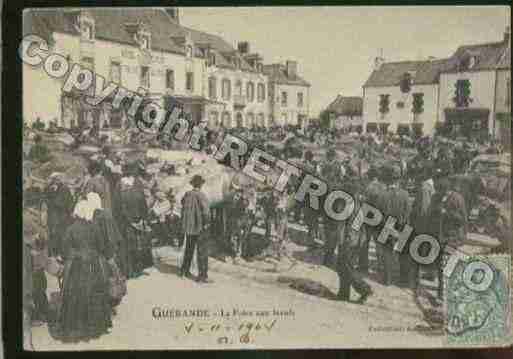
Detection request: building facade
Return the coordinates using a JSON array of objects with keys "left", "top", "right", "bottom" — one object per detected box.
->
[
  {"left": 362, "top": 58, "right": 448, "bottom": 136},
  {"left": 325, "top": 95, "right": 363, "bottom": 131},
  {"left": 185, "top": 29, "right": 270, "bottom": 129},
  {"left": 264, "top": 62, "right": 311, "bottom": 128},
  {"left": 23, "top": 8, "right": 312, "bottom": 132},
  {"left": 438, "top": 28, "right": 511, "bottom": 142},
  {"left": 362, "top": 26, "right": 510, "bottom": 141},
  {"left": 23, "top": 8, "right": 211, "bottom": 130}
]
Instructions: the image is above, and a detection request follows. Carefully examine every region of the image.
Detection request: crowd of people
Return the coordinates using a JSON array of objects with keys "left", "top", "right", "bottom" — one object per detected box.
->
[{"left": 22, "top": 117, "right": 508, "bottom": 346}]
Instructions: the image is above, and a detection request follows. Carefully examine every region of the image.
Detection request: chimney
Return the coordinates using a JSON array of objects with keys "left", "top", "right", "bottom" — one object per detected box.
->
[
  {"left": 374, "top": 56, "right": 385, "bottom": 70},
  {"left": 237, "top": 41, "right": 250, "bottom": 54},
  {"left": 374, "top": 48, "right": 385, "bottom": 70},
  {"left": 165, "top": 8, "right": 180, "bottom": 24},
  {"left": 504, "top": 25, "right": 511, "bottom": 44},
  {"left": 286, "top": 60, "right": 297, "bottom": 78}
]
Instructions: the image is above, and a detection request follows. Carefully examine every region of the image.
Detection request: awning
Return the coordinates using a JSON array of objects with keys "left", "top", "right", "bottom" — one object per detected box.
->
[
  {"left": 444, "top": 107, "right": 490, "bottom": 118},
  {"left": 166, "top": 95, "right": 224, "bottom": 106}
]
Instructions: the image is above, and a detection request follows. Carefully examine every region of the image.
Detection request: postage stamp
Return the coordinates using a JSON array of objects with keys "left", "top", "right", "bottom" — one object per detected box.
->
[{"left": 445, "top": 254, "right": 511, "bottom": 346}]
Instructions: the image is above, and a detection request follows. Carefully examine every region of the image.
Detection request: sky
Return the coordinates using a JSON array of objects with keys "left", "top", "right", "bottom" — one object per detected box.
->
[{"left": 180, "top": 6, "right": 510, "bottom": 116}]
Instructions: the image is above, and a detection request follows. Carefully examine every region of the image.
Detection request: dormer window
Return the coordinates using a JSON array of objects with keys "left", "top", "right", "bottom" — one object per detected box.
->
[
  {"left": 460, "top": 53, "right": 478, "bottom": 71},
  {"left": 186, "top": 45, "right": 193, "bottom": 58},
  {"left": 83, "top": 22, "right": 93, "bottom": 40},
  {"left": 79, "top": 13, "right": 95, "bottom": 41},
  {"left": 140, "top": 34, "right": 150, "bottom": 50},
  {"left": 400, "top": 72, "right": 412, "bottom": 93},
  {"left": 208, "top": 52, "right": 216, "bottom": 66},
  {"left": 468, "top": 56, "right": 477, "bottom": 69}
]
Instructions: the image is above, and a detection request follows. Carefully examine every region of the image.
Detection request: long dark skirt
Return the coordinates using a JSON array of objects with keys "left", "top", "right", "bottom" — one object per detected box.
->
[
  {"left": 57, "top": 256, "right": 112, "bottom": 343},
  {"left": 123, "top": 226, "right": 153, "bottom": 278}
]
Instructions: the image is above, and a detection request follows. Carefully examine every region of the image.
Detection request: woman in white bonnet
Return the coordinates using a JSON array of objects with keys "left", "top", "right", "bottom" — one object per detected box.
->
[{"left": 55, "top": 192, "right": 114, "bottom": 342}]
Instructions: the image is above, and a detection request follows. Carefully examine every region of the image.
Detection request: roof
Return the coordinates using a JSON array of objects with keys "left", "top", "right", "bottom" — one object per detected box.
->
[
  {"left": 24, "top": 8, "right": 188, "bottom": 55},
  {"left": 363, "top": 58, "right": 451, "bottom": 88},
  {"left": 326, "top": 95, "right": 362, "bottom": 116},
  {"left": 443, "top": 40, "right": 510, "bottom": 72},
  {"left": 263, "top": 64, "right": 311, "bottom": 87}
]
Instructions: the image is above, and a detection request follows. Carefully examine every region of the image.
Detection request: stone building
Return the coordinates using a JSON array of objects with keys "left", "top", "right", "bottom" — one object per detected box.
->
[
  {"left": 22, "top": 8, "right": 312, "bottom": 131},
  {"left": 264, "top": 61, "right": 311, "bottom": 128},
  {"left": 22, "top": 8, "right": 212, "bottom": 130}
]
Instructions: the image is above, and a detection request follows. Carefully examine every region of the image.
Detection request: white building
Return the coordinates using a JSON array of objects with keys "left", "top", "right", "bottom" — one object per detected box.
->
[
  {"left": 264, "top": 62, "right": 311, "bottom": 128},
  {"left": 362, "top": 57, "right": 449, "bottom": 136},
  {"left": 184, "top": 29, "right": 270, "bottom": 129},
  {"left": 23, "top": 8, "right": 313, "bottom": 131},
  {"left": 362, "top": 26, "right": 510, "bottom": 142},
  {"left": 23, "top": 8, "right": 214, "bottom": 130},
  {"left": 438, "top": 27, "right": 511, "bottom": 142}
]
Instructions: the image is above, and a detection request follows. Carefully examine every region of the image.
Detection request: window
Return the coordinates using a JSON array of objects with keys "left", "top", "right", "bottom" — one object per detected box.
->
[
  {"left": 80, "top": 56, "right": 94, "bottom": 71},
  {"left": 506, "top": 78, "right": 511, "bottom": 108},
  {"left": 222, "top": 79, "right": 231, "bottom": 100},
  {"left": 235, "top": 80, "right": 243, "bottom": 97},
  {"left": 412, "top": 92, "right": 424, "bottom": 118},
  {"left": 82, "top": 22, "right": 94, "bottom": 41},
  {"left": 246, "top": 113, "right": 255, "bottom": 127},
  {"left": 208, "top": 52, "right": 216, "bottom": 66},
  {"left": 258, "top": 113, "right": 265, "bottom": 127},
  {"left": 453, "top": 79, "right": 472, "bottom": 107},
  {"left": 166, "top": 69, "right": 175, "bottom": 90},
  {"left": 109, "top": 61, "right": 121, "bottom": 85},
  {"left": 140, "top": 66, "right": 150, "bottom": 88},
  {"left": 246, "top": 82, "right": 255, "bottom": 102},
  {"left": 297, "top": 92, "right": 304, "bottom": 107},
  {"left": 140, "top": 34, "right": 150, "bottom": 50},
  {"left": 378, "top": 94, "right": 390, "bottom": 116},
  {"left": 186, "top": 72, "right": 194, "bottom": 91},
  {"left": 186, "top": 45, "right": 193, "bottom": 58},
  {"left": 208, "top": 77, "right": 217, "bottom": 99},
  {"left": 281, "top": 91, "right": 288, "bottom": 106},
  {"left": 222, "top": 112, "right": 232, "bottom": 128},
  {"left": 209, "top": 111, "right": 219, "bottom": 128},
  {"left": 81, "top": 57, "right": 95, "bottom": 95},
  {"left": 257, "top": 83, "right": 266, "bottom": 102}
]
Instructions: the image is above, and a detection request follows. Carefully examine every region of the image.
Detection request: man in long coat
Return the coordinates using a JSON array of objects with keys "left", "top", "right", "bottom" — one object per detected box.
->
[
  {"left": 406, "top": 164, "right": 436, "bottom": 288},
  {"left": 430, "top": 178, "right": 467, "bottom": 299},
  {"left": 358, "top": 166, "right": 387, "bottom": 274},
  {"left": 335, "top": 180, "right": 372, "bottom": 303},
  {"left": 382, "top": 165, "right": 411, "bottom": 286},
  {"left": 180, "top": 175, "right": 211, "bottom": 283}
]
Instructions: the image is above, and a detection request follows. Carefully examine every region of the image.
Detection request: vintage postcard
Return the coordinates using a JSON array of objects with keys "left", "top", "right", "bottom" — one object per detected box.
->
[{"left": 20, "top": 5, "right": 512, "bottom": 350}]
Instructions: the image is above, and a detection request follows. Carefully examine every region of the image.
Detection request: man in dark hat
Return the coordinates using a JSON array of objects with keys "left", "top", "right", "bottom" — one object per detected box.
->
[
  {"left": 385, "top": 165, "right": 414, "bottom": 288},
  {"left": 303, "top": 150, "right": 320, "bottom": 244},
  {"left": 329, "top": 179, "right": 372, "bottom": 304},
  {"left": 405, "top": 163, "right": 436, "bottom": 288},
  {"left": 430, "top": 177, "right": 467, "bottom": 299},
  {"left": 180, "top": 175, "right": 212, "bottom": 283},
  {"left": 358, "top": 165, "right": 387, "bottom": 274},
  {"left": 381, "top": 164, "right": 411, "bottom": 286}
]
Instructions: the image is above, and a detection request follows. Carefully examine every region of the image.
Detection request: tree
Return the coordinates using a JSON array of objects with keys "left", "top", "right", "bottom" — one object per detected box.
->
[{"left": 319, "top": 109, "right": 331, "bottom": 130}]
